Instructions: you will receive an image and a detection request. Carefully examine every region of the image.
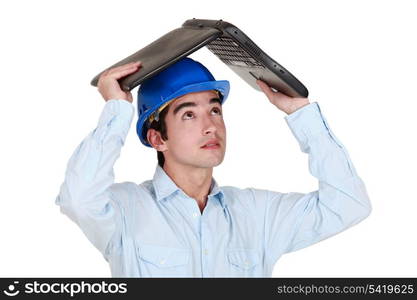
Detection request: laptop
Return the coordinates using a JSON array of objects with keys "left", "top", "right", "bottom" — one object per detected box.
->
[{"left": 90, "top": 18, "right": 308, "bottom": 98}]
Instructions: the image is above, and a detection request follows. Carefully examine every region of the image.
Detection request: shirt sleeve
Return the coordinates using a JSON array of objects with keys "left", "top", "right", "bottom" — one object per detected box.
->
[
  {"left": 55, "top": 99, "right": 134, "bottom": 258},
  {"left": 263, "top": 101, "right": 372, "bottom": 265}
]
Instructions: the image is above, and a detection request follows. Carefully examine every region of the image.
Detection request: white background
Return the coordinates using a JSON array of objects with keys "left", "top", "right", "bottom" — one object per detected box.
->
[{"left": 1, "top": 0, "right": 416, "bottom": 277}]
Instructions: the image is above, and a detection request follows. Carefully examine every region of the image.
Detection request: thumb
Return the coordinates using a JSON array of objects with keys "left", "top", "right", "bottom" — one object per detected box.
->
[
  {"left": 256, "top": 80, "right": 275, "bottom": 100},
  {"left": 126, "top": 92, "right": 133, "bottom": 103}
]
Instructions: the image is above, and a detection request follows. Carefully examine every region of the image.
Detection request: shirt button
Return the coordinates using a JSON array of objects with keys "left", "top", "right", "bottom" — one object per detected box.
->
[
  {"left": 192, "top": 213, "right": 199, "bottom": 218},
  {"left": 160, "top": 259, "right": 166, "bottom": 265},
  {"left": 203, "top": 249, "right": 208, "bottom": 255}
]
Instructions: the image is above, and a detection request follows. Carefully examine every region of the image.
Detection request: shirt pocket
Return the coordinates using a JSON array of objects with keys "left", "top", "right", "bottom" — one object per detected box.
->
[
  {"left": 137, "top": 244, "right": 191, "bottom": 277},
  {"left": 227, "top": 249, "right": 260, "bottom": 277}
]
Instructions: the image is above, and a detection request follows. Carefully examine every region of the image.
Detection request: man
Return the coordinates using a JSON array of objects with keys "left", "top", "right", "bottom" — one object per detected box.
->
[{"left": 55, "top": 57, "right": 371, "bottom": 277}]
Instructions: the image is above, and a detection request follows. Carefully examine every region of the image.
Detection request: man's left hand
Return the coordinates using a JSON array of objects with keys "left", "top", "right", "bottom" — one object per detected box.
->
[{"left": 256, "top": 79, "right": 310, "bottom": 115}]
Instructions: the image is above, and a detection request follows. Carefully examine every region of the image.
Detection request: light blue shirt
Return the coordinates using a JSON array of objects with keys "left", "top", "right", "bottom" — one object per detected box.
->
[{"left": 55, "top": 99, "right": 371, "bottom": 277}]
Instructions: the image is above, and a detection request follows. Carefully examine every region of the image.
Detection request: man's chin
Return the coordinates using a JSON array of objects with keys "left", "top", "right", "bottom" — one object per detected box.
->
[{"left": 194, "top": 157, "right": 224, "bottom": 169}]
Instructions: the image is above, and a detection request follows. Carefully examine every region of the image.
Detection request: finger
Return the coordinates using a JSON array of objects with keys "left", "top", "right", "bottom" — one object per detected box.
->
[
  {"left": 103, "top": 61, "right": 141, "bottom": 76},
  {"left": 107, "top": 65, "right": 140, "bottom": 80},
  {"left": 98, "top": 66, "right": 137, "bottom": 86},
  {"left": 111, "top": 61, "right": 142, "bottom": 72},
  {"left": 256, "top": 79, "right": 275, "bottom": 99}
]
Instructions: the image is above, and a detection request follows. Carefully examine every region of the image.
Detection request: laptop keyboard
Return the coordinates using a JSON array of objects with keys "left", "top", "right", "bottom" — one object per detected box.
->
[{"left": 207, "top": 37, "right": 265, "bottom": 68}]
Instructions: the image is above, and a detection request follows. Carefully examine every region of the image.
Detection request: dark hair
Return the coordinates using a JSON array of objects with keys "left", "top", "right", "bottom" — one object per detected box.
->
[{"left": 147, "top": 105, "right": 170, "bottom": 168}]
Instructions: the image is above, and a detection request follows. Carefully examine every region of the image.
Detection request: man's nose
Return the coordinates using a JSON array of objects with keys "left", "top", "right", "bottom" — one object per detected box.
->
[{"left": 202, "top": 117, "right": 217, "bottom": 135}]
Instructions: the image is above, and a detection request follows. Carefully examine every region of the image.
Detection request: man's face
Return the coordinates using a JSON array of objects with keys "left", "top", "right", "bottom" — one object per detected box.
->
[{"left": 162, "top": 90, "right": 226, "bottom": 169}]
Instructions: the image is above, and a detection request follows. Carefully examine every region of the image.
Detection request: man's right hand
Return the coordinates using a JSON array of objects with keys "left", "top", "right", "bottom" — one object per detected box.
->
[{"left": 97, "top": 61, "right": 142, "bottom": 103}]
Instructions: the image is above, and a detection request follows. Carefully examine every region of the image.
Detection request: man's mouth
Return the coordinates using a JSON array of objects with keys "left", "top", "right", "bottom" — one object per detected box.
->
[
  {"left": 201, "top": 140, "right": 220, "bottom": 149},
  {"left": 201, "top": 143, "right": 220, "bottom": 149}
]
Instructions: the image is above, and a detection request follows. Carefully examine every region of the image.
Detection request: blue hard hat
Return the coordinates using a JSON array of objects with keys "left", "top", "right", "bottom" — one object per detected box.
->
[{"left": 136, "top": 57, "right": 230, "bottom": 147}]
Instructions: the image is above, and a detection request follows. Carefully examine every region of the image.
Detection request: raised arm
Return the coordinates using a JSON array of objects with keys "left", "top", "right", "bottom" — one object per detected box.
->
[
  {"left": 256, "top": 80, "right": 372, "bottom": 265},
  {"left": 55, "top": 62, "right": 141, "bottom": 258}
]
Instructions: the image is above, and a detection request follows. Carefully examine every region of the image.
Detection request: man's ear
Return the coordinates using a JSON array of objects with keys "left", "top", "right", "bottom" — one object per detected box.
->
[{"left": 147, "top": 129, "right": 167, "bottom": 152}]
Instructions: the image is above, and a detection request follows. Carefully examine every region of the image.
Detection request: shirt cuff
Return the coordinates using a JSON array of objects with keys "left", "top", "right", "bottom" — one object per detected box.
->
[{"left": 284, "top": 102, "right": 336, "bottom": 150}]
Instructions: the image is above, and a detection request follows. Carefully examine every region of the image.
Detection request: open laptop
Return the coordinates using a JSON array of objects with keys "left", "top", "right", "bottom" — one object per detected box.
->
[{"left": 90, "top": 18, "right": 308, "bottom": 98}]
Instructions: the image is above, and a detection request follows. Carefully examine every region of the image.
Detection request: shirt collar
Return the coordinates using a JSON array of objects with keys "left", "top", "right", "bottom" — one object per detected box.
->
[{"left": 152, "top": 164, "right": 226, "bottom": 208}]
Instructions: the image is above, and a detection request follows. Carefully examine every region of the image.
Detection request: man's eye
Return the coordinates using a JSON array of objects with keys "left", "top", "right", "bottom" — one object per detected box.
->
[
  {"left": 183, "top": 112, "right": 194, "bottom": 119},
  {"left": 212, "top": 107, "right": 222, "bottom": 115}
]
